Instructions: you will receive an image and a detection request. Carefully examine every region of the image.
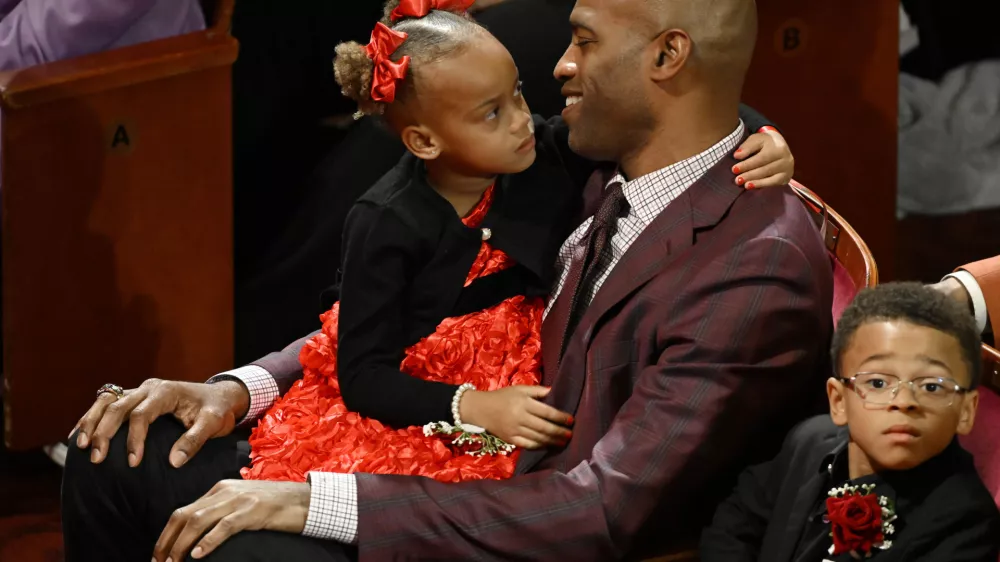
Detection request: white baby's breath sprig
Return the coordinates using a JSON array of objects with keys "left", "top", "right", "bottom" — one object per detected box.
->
[{"left": 423, "top": 421, "right": 515, "bottom": 456}]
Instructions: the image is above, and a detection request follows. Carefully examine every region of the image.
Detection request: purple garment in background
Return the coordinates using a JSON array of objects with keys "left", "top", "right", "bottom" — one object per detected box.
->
[{"left": 0, "top": 0, "right": 206, "bottom": 72}]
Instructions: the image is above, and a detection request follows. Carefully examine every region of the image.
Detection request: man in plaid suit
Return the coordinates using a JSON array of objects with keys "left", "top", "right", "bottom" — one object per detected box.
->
[{"left": 62, "top": 0, "right": 834, "bottom": 560}]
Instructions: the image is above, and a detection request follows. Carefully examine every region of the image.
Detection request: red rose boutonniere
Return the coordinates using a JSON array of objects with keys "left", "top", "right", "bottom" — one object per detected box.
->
[{"left": 824, "top": 483, "right": 897, "bottom": 557}]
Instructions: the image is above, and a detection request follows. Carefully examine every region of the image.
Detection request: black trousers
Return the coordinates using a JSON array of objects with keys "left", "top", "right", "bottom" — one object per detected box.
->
[{"left": 62, "top": 418, "right": 357, "bottom": 562}]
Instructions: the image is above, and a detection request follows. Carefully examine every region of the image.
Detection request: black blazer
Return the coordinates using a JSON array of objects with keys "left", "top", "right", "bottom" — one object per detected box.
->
[
  {"left": 333, "top": 115, "right": 592, "bottom": 428},
  {"left": 700, "top": 415, "right": 1000, "bottom": 562},
  {"left": 304, "top": 107, "right": 773, "bottom": 429}
]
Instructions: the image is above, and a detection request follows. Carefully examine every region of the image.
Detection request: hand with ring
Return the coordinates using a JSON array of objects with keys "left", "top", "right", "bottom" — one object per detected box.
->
[
  {"left": 96, "top": 383, "right": 125, "bottom": 400},
  {"left": 71, "top": 378, "right": 252, "bottom": 468}
]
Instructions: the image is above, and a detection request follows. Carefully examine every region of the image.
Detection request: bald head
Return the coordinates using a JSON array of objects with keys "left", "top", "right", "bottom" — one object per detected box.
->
[
  {"left": 642, "top": 0, "right": 757, "bottom": 87},
  {"left": 556, "top": 0, "right": 757, "bottom": 170}
]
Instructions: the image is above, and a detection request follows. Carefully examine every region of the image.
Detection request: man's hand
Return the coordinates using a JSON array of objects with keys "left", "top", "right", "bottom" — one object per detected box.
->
[
  {"left": 71, "top": 378, "right": 250, "bottom": 468},
  {"left": 929, "top": 276, "right": 974, "bottom": 315},
  {"left": 153, "top": 479, "right": 310, "bottom": 561}
]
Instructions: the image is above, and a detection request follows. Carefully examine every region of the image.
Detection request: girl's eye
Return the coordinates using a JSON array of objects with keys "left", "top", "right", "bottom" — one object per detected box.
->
[
  {"left": 514, "top": 81, "right": 523, "bottom": 97},
  {"left": 487, "top": 108, "right": 499, "bottom": 121},
  {"left": 574, "top": 38, "right": 593, "bottom": 47}
]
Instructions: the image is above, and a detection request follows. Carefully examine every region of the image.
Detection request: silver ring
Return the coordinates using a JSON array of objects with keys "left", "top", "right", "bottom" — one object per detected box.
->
[{"left": 96, "top": 383, "right": 125, "bottom": 400}]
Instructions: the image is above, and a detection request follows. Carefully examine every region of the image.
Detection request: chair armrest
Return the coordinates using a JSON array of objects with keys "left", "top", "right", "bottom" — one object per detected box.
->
[{"left": 0, "top": 28, "right": 238, "bottom": 110}]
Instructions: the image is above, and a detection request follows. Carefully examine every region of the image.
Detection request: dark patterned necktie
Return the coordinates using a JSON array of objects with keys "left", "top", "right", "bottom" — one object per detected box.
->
[{"left": 545, "top": 181, "right": 629, "bottom": 367}]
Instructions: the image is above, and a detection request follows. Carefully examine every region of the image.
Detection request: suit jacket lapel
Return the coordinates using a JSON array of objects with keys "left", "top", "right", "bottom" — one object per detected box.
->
[
  {"left": 519, "top": 134, "right": 749, "bottom": 475},
  {"left": 780, "top": 470, "right": 830, "bottom": 562},
  {"left": 539, "top": 168, "right": 617, "bottom": 383},
  {"left": 576, "top": 145, "right": 749, "bottom": 364},
  {"left": 541, "top": 186, "right": 696, "bottom": 422},
  {"left": 777, "top": 427, "right": 847, "bottom": 562}
]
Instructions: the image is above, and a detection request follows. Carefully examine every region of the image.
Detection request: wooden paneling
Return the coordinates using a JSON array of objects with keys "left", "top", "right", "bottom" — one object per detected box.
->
[
  {"left": 744, "top": 1, "right": 899, "bottom": 278},
  {"left": 1, "top": 2, "right": 238, "bottom": 450}
]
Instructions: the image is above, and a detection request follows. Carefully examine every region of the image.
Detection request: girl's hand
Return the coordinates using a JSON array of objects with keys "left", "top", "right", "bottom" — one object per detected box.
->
[
  {"left": 460, "top": 386, "right": 573, "bottom": 449},
  {"left": 732, "top": 126, "right": 795, "bottom": 189}
]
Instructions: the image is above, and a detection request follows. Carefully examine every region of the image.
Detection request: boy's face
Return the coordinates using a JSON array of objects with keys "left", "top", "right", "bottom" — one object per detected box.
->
[{"left": 827, "top": 320, "right": 979, "bottom": 472}]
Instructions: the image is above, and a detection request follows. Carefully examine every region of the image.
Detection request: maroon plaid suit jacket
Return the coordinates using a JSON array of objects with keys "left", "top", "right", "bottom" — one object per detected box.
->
[{"left": 350, "top": 148, "right": 834, "bottom": 560}]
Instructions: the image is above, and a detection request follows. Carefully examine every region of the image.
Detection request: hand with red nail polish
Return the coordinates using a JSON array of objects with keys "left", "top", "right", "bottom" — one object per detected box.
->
[
  {"left": 731, "top": 126, "right": 795, "bottom": 189},
  {"left": 460, "top": 386, "right": 574, "bottom": 450}
]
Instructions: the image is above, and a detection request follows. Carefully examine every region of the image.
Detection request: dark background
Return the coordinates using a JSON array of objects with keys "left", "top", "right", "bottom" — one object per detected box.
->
[{"left": 230, "top": 0, "right": 575, "bottom": 363}]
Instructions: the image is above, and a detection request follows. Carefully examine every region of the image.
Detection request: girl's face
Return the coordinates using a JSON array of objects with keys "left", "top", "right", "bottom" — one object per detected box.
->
[{"left": 399, "top": 33, "right": 537, "bottom": 176}]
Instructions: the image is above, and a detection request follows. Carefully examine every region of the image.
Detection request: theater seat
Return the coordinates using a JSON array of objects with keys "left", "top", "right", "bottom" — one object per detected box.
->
[
  {"left": 0, "top": 0, "right": 238, "bottom": 449},
  {"left": 789, "top": 180, "right": 879, "bottom": 322},
  {"left": 960, "top": 344, "right": 1000, "bottom": 507}
]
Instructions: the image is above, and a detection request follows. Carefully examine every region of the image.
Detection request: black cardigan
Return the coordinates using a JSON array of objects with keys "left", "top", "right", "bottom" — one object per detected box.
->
[{"left": 335, "top": 107, "right": 772, "bottom": 428}]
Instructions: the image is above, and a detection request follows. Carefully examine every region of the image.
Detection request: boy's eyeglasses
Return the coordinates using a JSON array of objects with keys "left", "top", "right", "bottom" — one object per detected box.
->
[{"left": 841, "top": 372, "right": 970, "bottom": 408}]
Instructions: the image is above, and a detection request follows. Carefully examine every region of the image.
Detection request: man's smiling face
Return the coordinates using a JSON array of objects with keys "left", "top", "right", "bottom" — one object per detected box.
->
[{"left": 554, "top": 0, "right": 658, "bottom": 162}]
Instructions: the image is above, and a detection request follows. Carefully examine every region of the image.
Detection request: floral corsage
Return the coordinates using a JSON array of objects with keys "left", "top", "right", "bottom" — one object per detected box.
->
[
  {"left": 423, "top": 421, "right": 515, "bottom": 457},
  {"left": 824, "top": 483, "right": 897, "bottom": 558}
]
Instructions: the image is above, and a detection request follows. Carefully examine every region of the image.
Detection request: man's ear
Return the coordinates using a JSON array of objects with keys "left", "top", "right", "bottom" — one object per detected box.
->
[
  {"left": 401, "top": 125, "right": 442, "bottom": 161},
  {"left": 649, "top": 29, "right": 691, "bottom": 82},
  {"left": 827, "top": 377, "right": 849, "bottom": 427},
  {"left": 956, "top": 389, "right": 979, "bottom": 436}
]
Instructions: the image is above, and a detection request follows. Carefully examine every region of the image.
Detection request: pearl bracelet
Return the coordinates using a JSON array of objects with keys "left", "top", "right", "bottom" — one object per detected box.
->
[{"left": 451, "top": 382, "right": 476, "bottom": 427}]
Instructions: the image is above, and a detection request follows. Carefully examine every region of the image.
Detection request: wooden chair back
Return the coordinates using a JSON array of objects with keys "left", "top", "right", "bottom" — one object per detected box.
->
[
  {"left": 0, "top": 0, "right": 238, "bottom": 449},
  {"left": 789, "top": 180, "right": 878, "bottom": 323}
]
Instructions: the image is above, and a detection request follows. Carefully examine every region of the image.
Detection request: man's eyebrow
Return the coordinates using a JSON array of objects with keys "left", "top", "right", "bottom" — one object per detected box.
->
[{"left": 569, "top": 17, "right": 596, "bottom": 35}]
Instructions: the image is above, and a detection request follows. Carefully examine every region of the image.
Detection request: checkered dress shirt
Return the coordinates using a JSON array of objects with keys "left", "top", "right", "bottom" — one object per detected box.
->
[{"left": 544, "top": 121, "right": 745, "bottom": 317}]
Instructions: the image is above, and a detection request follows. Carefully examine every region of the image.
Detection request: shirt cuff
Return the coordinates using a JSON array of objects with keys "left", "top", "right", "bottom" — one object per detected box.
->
[
  {"left": 303, "top": 472, "right": 359, "bottom": 544},
  {"left": 205, "top": 365, "right": 279, "bottom": 426},
  {"left": 945, "top": 270, "right": 989, "bottom": 335}
]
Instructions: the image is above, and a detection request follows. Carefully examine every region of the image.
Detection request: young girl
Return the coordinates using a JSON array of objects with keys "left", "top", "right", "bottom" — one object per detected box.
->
[{"left": 241, "top": 0, "right": 795, "bottom": 484}]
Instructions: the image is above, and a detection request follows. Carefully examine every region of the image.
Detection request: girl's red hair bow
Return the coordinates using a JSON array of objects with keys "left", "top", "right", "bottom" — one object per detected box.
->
[
  {"left": 390, "top": 0, "right": 476, "bottom": 21},
  {"left": 365, "top": 23, "right": 410, "bottom": 103}
]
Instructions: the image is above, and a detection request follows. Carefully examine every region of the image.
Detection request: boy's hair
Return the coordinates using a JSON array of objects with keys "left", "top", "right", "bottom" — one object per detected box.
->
[
  {"left": 831, "top": 282, "right": 982, "bottom": 388},
  {"left": 334, "top": 0, "right": 486, "bottom": 117}
]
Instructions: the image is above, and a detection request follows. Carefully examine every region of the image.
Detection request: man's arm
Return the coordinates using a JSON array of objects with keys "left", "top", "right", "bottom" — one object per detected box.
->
[
  {"left": 930, "top": 255, "right": 999, "bottom": 344},
  {"left": 328, "top": 234, "right": 828, "bottom": 559},
  {"left": 953, "top": 256, "right": 1000, "bottom": 341},
  {"left": 206, "top": 331, "right": 316, "bottom": 425}
]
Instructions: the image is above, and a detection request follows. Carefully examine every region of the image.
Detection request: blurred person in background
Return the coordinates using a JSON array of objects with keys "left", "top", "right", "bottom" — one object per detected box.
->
[{"left": 0, "top": 0, "right": 205, "bottom": 71}]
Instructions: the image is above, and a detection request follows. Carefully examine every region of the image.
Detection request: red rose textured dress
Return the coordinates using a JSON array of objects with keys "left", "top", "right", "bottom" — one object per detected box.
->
[{"left": 241, "top": 185, "right": 542, "bottom": 484}]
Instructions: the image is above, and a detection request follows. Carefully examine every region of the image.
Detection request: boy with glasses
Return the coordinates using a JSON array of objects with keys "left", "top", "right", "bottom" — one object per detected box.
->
[{"left": 701, "top": 283, "right": 1000, "bottom": 561}]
